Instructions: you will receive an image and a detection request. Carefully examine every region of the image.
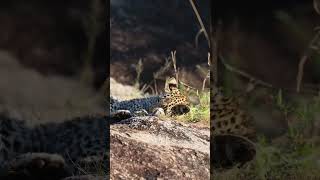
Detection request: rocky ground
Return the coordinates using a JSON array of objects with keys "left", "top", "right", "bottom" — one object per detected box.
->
[
  {"left": 110, "top": 116, "right": 209, "bottom": 179},
  {"left": 109, "top": 3, "right": 212, "bottom": 176},
  {"left": 109, "top": 77, "right": 210, "bottom": 179}
]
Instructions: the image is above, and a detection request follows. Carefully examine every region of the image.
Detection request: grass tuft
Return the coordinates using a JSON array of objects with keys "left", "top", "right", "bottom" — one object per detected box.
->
[
  {"left": 176, "top": 88, "right": 210, "bottom": 125},
  {"left": 215, "top": 91, "right": 320, "bottom": 179}
]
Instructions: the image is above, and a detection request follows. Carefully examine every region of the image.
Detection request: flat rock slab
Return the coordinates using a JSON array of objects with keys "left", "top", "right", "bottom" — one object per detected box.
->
[{"left": 110, "top": 116, "right": 210, "bottom": 179}]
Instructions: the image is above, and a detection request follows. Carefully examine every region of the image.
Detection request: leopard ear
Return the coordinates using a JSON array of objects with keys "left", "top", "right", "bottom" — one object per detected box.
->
[{"left": 165, "top": 77, "right": 178, "bottom": 93}]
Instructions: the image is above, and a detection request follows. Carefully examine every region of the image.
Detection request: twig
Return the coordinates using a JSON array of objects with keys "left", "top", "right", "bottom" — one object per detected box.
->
[
  {"left": 142, "top": 83, "right": 155, "bottom": 95},
  {"left": 179, "top": 80, "right": 199, "bottom": 91},
  {"left": 312, "top": 27, "right": 320, "bottom": 54},
  {"left": 202, "top": 72, "right": 210, "bottom": 91},
  {"left": 188, "top": 0, "right": 210, "bottom": 48},
  {"left": 170, "top": 50, "right": 179, "bottom": 82},
  {"left": 65, "top": 152, "right": 88, "bottom": 175},
  {"left": 296, "top": 29, "right": 320, "bottom": 92},
  {"left": 208, "top": 52, "right": 211, "bottom": 66},
  {"left": 219, "top": 55, "right": 273, "bottom": 88},
  {"left": 205, "top": 52, "right": 211, "bottom": 90},
  {"left": 196, "top": 64, "right": 210, "bottom": 90},
  {"left": 154, "top": 78, "right": 158, "bottom": 95},
  {"left": 297, "top": 0, "right": 320, "bottom": 92},
  {"left": 141, "top": 56, "right": 171, "bottom": 94},
  {"left": 217, "top": 53, "right": 320, "bottom": 95},
  {"left": 198, "top": 53, "right": 211, "bottom": 91},
  {"left": 195, "top": 29, "right": 204, "bottom": 48},
  {"left": 314, "top": 0, "right": 320, "bottom": 15},
  {"left": 296, "top": 55, "right": 309, "bottom": 93},
  {"left": 153, "top": 57, "right": 172, "bottom": 79},
  {"left": 134, "top": 58, "right": 143, "bottom": 88},
  {"left": 196, "top": 65, "right": 208, "bottom": 76}
]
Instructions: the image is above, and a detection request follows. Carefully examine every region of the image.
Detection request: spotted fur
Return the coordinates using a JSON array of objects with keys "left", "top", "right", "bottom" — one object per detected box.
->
[
  {"left": 211, "top": 86, "right": 257, "bottom": 169},
  {"left": 0, "top": 114, "right": 107, "bottom": 178},
  {"left": 110, "top": 77, "right": 190, "bottom": 119},
  {"left": 211, "top": 87, "right": 256, "bottom": 139}
]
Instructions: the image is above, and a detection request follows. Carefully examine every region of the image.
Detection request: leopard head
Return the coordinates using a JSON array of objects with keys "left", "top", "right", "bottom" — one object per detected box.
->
[{"left": 161, "top": 77, "right": 190, "bottom": 116}]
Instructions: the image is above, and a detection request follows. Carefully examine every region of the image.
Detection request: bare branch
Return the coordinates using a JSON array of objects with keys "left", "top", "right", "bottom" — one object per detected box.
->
[
  {"left": 314, "top": 0, "right": 320, "bottom": 15},
  {"left": 188, "top": 0, "right": 210, "bottom": 48},
  {"left": 296, "top": 29, "right": 320, "bottom": 92},
  {"left": 170, "top": 50, "right": 179, "bottom": 82},
  {"left": 219, "top": 55, "right": 273, "bottom": 88}
]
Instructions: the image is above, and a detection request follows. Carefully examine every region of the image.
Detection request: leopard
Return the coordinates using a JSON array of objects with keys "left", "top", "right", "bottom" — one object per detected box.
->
[
  {"left": 211, "top": 85, "right": 257, "bottom": 170},
  {"left": 110, "top": 77, "right": 190, "bottom": 119},
  {"left": 0, "top": 113, "right": 108, "bottom": 180},
  {"left": 211, "top": 87, "right": 256, "bottom": 139}
]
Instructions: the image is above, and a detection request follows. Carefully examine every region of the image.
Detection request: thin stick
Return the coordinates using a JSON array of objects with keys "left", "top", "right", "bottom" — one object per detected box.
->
[
  {"left": 154, "top": 78, "right": 158, "bottom": 95},
  {"left": 219, "top": 55, "right": 320, "bottom": 95},
  {"left": 195, "top": 29, "right": 204, "bottom": 48},
  {"left": 143, "top": 84, "right": 155, "bottom": 95},
  {"left": 179, "top": 80, "right": 199, "bottom": 91},
  {"left": 296, "top": 55, "right": 309, "bottom": 93},
  {"left": 188, "top": 0, "right": 210, "bottom": 48},
  {"left": 153, "top": 57, "right": 172, "bottom": 79},
  {"left": 296, "top": 30, "right": 320, "bottom": 92},
  {"left": 202, "top": 72, "right": 210, "bottom": 91},
  {"left": 296, "top": 0, "right": 320, "bottom": 92},
  {"left": 314, "top": 0, "right": 320, "bottom": 15},
  {"left": 219, "top": 55, "right": 273, "bottom": 88},
  {"left": 171, "top": 50, "right": 179, "bottom": 82}
]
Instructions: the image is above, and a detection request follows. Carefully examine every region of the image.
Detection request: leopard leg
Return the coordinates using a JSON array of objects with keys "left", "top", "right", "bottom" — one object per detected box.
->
[
  {"left": 133, "top": 109, "right": 149, "bottom": 116},
  {"left": 165, "top": 107, "right": 172, "bottom": 117},
  {"left": 110, "top": 110, "right": 132, "bottom": 120},
  {"left": 151, "top": 107, "right": 165, "bottom": 117}
]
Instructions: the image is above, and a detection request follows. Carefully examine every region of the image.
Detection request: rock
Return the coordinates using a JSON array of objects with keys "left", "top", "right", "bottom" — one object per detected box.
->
[
  {"left": 62, "top": 175, "right": 105, "bottom": 180},
  {"left": 110, "top": 116, "right": 210, "bottom": 179}
]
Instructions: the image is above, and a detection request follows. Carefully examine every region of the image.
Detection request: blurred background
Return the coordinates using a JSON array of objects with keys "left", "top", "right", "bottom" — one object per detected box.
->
[
  {"left": 110, "top": 0, "right": 210, "bottom": 92},
  {"left": 213, "top": 0, "right": 320, "bottom": 179},
  {"left": 0, "top": 0, "right": 107, "bottom": 124}
]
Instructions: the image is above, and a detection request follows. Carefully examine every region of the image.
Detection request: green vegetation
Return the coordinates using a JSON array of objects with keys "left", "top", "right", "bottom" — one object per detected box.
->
[
  {"left": 130, "top": 50, "right": 210, "bottom": 126},
  {"left": 215, "top": 91, "right": 320, "bottom": 179},
  {"left": 177, "top": 88, "right": 210, "bottom": 125}
]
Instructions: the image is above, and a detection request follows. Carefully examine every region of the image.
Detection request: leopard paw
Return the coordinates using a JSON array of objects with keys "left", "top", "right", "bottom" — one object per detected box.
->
[
  {"left": 133, "top": 109, "right": 149, "bottom": 116},
  {"left": 152, "top": 107, "right": 165, "bottom": 117},
  {"left": 111, "top": 110, "right": 132, "bottom": 120}
]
